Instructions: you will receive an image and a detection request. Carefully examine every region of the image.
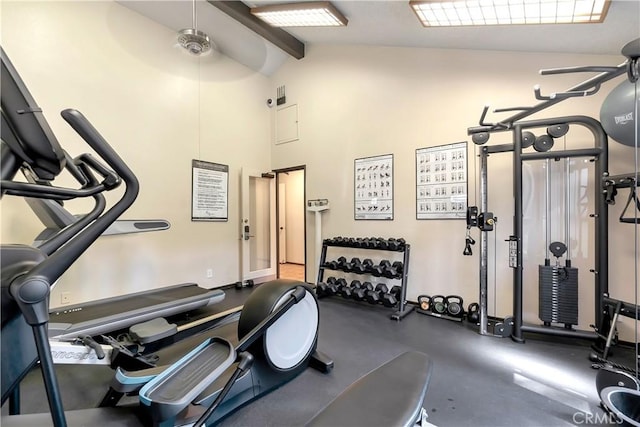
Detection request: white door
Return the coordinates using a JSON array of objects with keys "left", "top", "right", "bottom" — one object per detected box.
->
[
  {"left": 278, "top": 182, "right": 287, "bottom": 264},
  {"left": 241, "top": 169, "right": 276, "bottom": 283}
]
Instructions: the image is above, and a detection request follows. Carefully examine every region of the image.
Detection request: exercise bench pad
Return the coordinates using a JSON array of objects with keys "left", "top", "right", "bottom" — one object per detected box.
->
[{"left": 307, "top": 351, "right": 432, "bottom": 427}]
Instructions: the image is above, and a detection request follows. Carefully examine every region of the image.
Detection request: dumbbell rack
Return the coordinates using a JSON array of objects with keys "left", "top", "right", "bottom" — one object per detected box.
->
[{"left": 316, "top": 238, "right": 414, "bottom": 320}]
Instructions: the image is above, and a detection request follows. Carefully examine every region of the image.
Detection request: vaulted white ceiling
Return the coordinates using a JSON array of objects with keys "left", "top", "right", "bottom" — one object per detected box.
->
[{"left": 118, "top": 0, "right": 640, "bottom": 75}]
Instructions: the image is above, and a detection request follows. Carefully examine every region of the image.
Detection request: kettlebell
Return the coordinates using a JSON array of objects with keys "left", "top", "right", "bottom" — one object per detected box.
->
[
  {"left": 445, "top": 295, "right": 464, "bottom": 318},
  {"left": 417, "top": 295, "right": 431, "bottom": 311},
  {"left": 431, "top": 295, "right": 447, "bottom": 314},
  {"left": 467, "top": 302, "right": 480, "bottom": 324}
]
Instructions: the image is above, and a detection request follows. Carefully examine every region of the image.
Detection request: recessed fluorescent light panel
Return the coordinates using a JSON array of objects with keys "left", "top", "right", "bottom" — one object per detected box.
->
[
  {"left": 250, "top": 1, "right": 348, "bottom": 27},
  {"left": 410, "top": 0, "right": 610, "bottom": 27}
]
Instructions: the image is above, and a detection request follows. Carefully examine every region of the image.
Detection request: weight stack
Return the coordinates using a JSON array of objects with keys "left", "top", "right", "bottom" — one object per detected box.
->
[{"left": 538, "top": 265, "right": 578, "bottom": 325}]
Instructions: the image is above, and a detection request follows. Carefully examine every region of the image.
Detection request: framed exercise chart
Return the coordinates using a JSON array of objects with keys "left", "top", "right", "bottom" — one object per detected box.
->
[
  {"left": 191, "top": 159, "right": 229, "bottom": 221},
  {"left": 416, "top": 142, "right": 467, "bottom": 220},
  {"left": 355, "top": 154, "right": 394, "bottom": 220}
]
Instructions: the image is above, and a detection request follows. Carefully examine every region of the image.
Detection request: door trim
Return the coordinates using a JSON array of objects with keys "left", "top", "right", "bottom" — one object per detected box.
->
[
  {"left": 240, "top": 168, "right": 276, "bottom": 283},
  {"left": 274, "top": 165, "right": 306, "bottom": 282}
]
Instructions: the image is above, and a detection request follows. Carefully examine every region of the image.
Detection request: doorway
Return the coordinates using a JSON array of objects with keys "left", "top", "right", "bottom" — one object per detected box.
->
[
  {"left": 275, "top": 166, "right": 306, "bottom": 282},
  {"left": 240, "top": 169, "right": 276, "bottom": 284}
]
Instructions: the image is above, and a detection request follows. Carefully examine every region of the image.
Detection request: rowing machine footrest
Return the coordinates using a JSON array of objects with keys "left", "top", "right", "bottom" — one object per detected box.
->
[
  {"left": 306, "top": 351, "right": 432, "bottom": 427},
  {"left": 139, "top": 337, "right": 235, "bottom": 423},
  {"left": 129, "top": 318, "right": 177, "bottom": 344}
]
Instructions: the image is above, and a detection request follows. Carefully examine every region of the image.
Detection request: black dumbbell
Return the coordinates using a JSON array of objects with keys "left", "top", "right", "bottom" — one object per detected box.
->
[
  {"left": 376, "top": 283, "right": 389, "bottom": 294},
  {"left": 380, "top": 289, "right": 397, "bottom": 307},
  {"left": 362, "top": 259, "right": 376, "bottom": 275},
  {"left": 336, "top": 278, "right": 350, "bottom": 298},
  {"left": 235, "top": 279, "right": 255, "bottom": 289},
  {"left": 366, "top": 283, "right": 389, "bottom": 305},
  {"left": 339, "top": 282, "right": 353, "bottom": 299},
  {"left": 325, "top": 277, "right": 339, "bottom": 296},
  {"left": 379, "top": 260, "right": 400, "bottom": 279},
  {"left": 387, "top": 238, "right": 406, "bottom": 251},
  {"left": 392, "top": 261, "right": 403, "bottom": 275},
  {"left": 372, "top": 237, "right": 386, "bottom": 250},
  {"left": 317, "top": 278, "right": 338, "bottom": 298},
  {"left": 353, "top": 281, "right": 373, "bottom": 301},
  {"left": 366, "top": 238, "right": 379, "bottom": 249},
  {"left": 326, "top": 259, "right": 340, "bottom": 270},
  {"left": 368, "top": 262, "right": 384, "bottom": 277},
  {"left": 315, "top": 282, "right": 328, "bottom": 298},
  {"left": 350, "top": 257, "right": 367, "bottom": 274},
  {"left": 337, "top": 256, "right": 350, "bottom": 271},
  {"left": 349, "top": 280, "right": 362, "bottom": 299},
  {"left": 389, "top": 285, "right": 402, "bottom": 300},
  {"left": 364, "top": 290, "right": 378, "bottom": 304},
  {"left": 363, "top": 238, "right": 374, "bottom": 248}
]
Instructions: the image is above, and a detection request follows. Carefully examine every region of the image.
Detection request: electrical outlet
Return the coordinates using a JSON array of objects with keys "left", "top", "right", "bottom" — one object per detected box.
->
[
  {"left": 61, "top": 292, "right": 71, "bottom": 305},
  {"left": 206, "top": 269, "right": 213, "bottom": 278}
]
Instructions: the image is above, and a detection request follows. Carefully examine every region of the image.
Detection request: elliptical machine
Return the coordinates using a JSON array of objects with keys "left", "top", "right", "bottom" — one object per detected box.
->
[
  {"left": 101, "top": 279, "right": 329, "bottom": 426},
  {"left": 0, "top": 46, "right": 330, "bottom": 426}
]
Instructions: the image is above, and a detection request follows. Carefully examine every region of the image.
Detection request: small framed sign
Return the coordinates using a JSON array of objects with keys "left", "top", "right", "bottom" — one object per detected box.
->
[{"left": 192, "top": 159, "right": 229, "bottom": 221}]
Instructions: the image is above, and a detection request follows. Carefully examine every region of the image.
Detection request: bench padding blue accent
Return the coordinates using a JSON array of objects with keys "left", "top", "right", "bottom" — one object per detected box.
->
[{"left": 307, "top": 351, "right": 432, "bottom": 427}]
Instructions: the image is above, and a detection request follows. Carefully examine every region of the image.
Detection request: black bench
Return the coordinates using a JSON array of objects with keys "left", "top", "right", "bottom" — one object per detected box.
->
[{"left": 307, "top": 351, "right": 433, "bottom": 427}]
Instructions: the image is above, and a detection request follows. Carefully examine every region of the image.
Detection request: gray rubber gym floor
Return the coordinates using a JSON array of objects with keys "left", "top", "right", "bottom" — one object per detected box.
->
[{"left": 4, "top": 290, "right": 636, "bottom": 426}]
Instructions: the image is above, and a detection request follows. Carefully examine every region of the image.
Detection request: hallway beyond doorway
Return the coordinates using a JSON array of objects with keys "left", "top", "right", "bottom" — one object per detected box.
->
[{"left": 279, "top": 263, "right": 305, "bottom": 282}]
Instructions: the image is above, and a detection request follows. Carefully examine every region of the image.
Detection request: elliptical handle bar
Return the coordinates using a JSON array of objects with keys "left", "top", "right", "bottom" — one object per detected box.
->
[
  {"left": 61, "top": 109, "right": 138, "bottom": 197},
  {"left": 32, "top": 108, "right": 140, "bottom": 284},
  {"left": 10, "top": 109, "right": 139, "bottom": 325}
]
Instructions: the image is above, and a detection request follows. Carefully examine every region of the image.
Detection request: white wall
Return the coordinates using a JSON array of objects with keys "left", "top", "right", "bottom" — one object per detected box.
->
[
  {"left": 271, "top": 44, "right": 638, "bottom": 341},
  {"left": 1, "top": 1, "right": 272, "bottom": 306}
]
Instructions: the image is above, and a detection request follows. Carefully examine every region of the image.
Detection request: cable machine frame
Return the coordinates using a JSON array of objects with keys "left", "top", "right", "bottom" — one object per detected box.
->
[
  {"left": 466, "top": 56, "right": 633, "bottom": 341},
  {"left": 473, "top": 117, "right": 608, "bottom": 340}
]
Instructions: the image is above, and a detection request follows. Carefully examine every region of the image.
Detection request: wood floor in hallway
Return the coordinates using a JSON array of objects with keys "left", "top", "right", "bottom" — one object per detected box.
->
[{"left": 279, "top": 263, "right": 305, "bottom": 282}]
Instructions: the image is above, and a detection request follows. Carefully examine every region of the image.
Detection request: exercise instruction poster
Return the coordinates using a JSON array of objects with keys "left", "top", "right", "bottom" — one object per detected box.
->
[
  {"left": 354, "top": 154, "right": 394, "bottom": 220},
  {"left": 416, "top": 142, "right": 467, "bottom": 220},
  {"left": 192, "top": 160, "right": 228, "bottom": 221}
]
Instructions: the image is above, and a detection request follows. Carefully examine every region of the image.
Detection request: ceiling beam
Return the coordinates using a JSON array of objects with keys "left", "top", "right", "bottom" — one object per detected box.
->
[{"left": 208, "top": 1, "right": 305, "bottom": 60}]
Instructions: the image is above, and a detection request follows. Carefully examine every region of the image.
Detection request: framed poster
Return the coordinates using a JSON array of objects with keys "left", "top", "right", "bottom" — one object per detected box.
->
[
  {"left": 355, "top": 154, "right": 393, "bottom": 220},
  {"left": 191, "top": 159, "right": 229, "bottom": 221},
  {"left": 416, "top": 142, "right": 467, "bottom": 220}
]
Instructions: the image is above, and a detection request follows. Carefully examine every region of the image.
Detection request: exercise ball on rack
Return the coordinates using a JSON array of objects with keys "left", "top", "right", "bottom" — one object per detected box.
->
[{"left": 600, "top": 79, "right": 639, "bottom": 147}]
